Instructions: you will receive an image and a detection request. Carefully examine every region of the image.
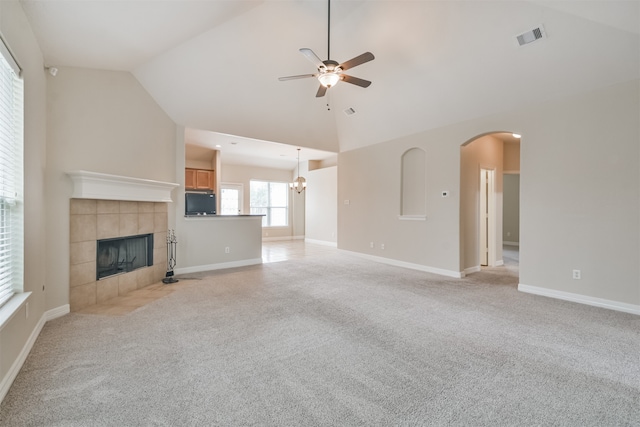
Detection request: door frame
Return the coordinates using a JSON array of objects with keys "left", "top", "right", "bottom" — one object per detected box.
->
[{"left": 479, "top": 168, "right": 497, "bottom": 267}]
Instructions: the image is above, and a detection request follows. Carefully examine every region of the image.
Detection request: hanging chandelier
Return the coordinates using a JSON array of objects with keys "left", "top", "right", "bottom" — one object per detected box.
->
[{"left": 289, "top": 148, "right": 306, "bottom": 194}]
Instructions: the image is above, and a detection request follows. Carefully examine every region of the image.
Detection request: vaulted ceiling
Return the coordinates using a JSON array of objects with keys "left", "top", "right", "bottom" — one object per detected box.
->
[{"left": 20, "top": 0, "right": 640, "bottom": 165}]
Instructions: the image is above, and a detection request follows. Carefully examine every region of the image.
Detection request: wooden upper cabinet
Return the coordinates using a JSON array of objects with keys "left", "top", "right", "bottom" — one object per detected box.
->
[
  {"left": 185, "top": 168, "right": 215, "bottom": 191},
  {"left": 185, "top": 168, "right": 197, "bottom": 189}
]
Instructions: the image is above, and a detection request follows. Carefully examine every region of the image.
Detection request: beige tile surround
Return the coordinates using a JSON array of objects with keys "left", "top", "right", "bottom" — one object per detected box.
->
[{"left": 70, "top": 199, "right": 168, "bottom": 311}]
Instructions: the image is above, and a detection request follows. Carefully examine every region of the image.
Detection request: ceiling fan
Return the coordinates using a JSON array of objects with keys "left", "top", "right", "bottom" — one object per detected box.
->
[{"left": 278, "top": 0, "right": 375, "bottom": 98}]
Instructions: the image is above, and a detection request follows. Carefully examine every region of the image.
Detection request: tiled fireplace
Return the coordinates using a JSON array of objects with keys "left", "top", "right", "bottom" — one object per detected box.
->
[
  {"left": 67, "top": 170, "right": 179, "bottom": 312},
  {"left": 69, "top": 199, "right": 168, "bottom": 311}
]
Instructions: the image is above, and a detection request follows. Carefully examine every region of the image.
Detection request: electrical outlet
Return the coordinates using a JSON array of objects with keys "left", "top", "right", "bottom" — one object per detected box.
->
[
  {"left": 380, "top": 243, "right": 385, "bottom": 250},
  {"left": 572, "top": 269, "right": 581, "bottom": 279},
  {"left": 370, "top": 242, "right": 374, "bottom": 248},
  {"left": 225, "top": 247, "right": 230, "bottom": 254}
]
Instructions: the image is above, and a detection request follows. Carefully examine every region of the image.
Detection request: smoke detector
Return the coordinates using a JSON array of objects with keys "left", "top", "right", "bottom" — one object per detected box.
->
[{"left": 515, "top": 25, "right": 546, "bottom": 46}]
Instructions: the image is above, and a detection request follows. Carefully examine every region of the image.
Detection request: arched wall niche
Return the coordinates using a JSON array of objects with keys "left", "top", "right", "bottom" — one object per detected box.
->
[{"left": 400, "top": 147, "right": 426, "bottom": 217}]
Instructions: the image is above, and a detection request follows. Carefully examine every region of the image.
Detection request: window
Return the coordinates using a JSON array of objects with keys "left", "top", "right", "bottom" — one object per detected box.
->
[
  {"left": 0, "top": 37, "right": 23, "bottom": 308},
  {"left": 250, "top": 181, "right": 288, "bottom": 227}
]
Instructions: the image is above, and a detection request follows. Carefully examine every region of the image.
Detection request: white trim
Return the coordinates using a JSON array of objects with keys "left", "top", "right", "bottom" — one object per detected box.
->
[
  {"left": 45, "top": 304, "right": 70, "bottom": 322},
  {"left": 495, "top": 259, "right": 504, "bottom": 266},
  {"left": 398, "top": 215, "right": 427, "bottom": 221},
  {"left": 0, "top": 292, "right": 31, "bottom": 332},
  {"left": 463, "top": 266, "right": 481, "bottom": 276},
  {"left": 518, "top": 284, "right": 640, "bottom": 315},
  {"left": 263, "top": 236, "right": 294, "bottom": 242},
  {"left": 504, "top": 241, "right": 520, "bottom": 247},
  {"left": 304, "top": 238, "right": 337, "bottom": 247},
  {"left": 262, "top": 235, "right": 305, "bottom": 242},
  {"left": 67, "top": 170, "right": 179, "bottom": 203},
  {"left": 174, "top": 258, "right": 262, "bottom": 275},
  {"left": 0, "top": 304, "right": 69, "bottom": 403},
  {"left": 0, "top": 32, "right": 20, "bottom": 76},
  {"left": 340, "top": 250, "right": 462, "bottom": 278}
]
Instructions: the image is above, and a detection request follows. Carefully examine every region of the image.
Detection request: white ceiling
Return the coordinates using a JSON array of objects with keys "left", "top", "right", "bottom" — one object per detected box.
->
[{"left": 20, "top": 0, "right": 639, "bottom": 168}]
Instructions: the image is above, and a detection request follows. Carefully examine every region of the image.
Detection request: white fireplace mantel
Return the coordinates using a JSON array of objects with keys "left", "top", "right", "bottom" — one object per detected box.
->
[{"left": 67, "top": 170, "right": 179, "bottom": 203}]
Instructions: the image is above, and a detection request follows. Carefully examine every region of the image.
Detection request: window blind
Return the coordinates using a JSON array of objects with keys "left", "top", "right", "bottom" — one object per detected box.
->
[{"left": 0, "top": 35, "right": 23, "bottom": 308}]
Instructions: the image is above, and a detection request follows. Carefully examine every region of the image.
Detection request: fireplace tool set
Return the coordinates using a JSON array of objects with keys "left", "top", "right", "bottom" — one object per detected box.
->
[{"left": 162, "top": 229, "right": 178, "bottom": 284}]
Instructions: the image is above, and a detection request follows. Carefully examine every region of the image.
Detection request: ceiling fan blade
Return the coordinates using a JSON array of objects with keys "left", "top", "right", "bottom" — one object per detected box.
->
[
  {"left": 339, "top": 52, "right": 375, "bottom": 71},
  {"left": 341, "top": 74, "right": 372, "bottom": 88},
  {"left": 278, "top": 74, "right": 316, "bottom": 81},
  {"left": 300, "top": 48, "right": 326, "bottom": 70},
  {"left": 316, "top": 85, "right": 327, "bottom": 97}
]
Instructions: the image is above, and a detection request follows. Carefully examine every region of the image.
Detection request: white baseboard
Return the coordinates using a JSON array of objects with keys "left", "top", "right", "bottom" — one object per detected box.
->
[
  {"left": 0, "top": 304, "right": 69, "bottom": 403},
  {"left": 463, "top": 266, "right": 481, "bottom": 276},
  {"left": 174, "top": 258, "right": 263, "bottom": 275},
  {"left": 304, "top": 238, "right": 337, "bottom": 248},
  {"left": 503, "top": 241, "right": 520, "bottom": 247},
  {"left": 495, "top": 259, "right": 504, "bottom": 266},
  {"left": 518, "top": 284, "right": 640, "bottom": 315},
  {"left": 340, "top": 250, "right": 462, "bottom": 278},
  {"left": 45, "top": 304, "right": 70, "bottom": 321},
  {"left": 262, "top": 235, "right": 304, "bottom": 242}
]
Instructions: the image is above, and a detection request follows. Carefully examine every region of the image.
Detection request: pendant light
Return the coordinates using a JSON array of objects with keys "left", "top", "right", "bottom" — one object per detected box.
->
[{"left": 289, "top": 148, "right": 306, "bottom": 193}]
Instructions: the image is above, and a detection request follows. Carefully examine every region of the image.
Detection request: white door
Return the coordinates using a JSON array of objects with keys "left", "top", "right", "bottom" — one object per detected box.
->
[
  {"left": 220, "top": 183, "right": 243, "bottom": 215},
  {"left": 479, "top": 169, "right": 495, "bottom": 266}
]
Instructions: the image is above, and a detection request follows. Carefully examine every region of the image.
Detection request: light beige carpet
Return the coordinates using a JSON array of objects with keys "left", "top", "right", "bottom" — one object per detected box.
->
[{"left": 1, "top": 251, "right": 638, "bottom": 426}]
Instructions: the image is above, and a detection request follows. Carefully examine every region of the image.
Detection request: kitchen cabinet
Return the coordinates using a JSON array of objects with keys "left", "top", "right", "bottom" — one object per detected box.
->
[{"left": 185, "top": 168, "right": 215, "bottom": 191}]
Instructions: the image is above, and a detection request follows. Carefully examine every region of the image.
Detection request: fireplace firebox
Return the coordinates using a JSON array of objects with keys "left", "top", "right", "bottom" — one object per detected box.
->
[{"left": 97, "top": 233, "right": 154, "bottom": 280}]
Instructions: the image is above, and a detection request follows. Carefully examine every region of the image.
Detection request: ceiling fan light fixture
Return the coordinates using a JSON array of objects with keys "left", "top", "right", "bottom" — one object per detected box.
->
[{"left": 318, "top": 72, "right": 340, "bottom": 88}]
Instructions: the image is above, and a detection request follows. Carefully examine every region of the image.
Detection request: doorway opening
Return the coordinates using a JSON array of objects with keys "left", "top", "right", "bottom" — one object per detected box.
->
[
  {"left": 460, "top": 132, "right": 520, "bottom": 277},
  {"left": 220, "top": 183, "right": 244, "bottom": 215}
]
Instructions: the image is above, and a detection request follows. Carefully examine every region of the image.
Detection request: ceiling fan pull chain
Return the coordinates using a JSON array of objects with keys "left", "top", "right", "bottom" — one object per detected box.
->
[{"left": 327, "top": 0, "right": 331, "bottom": 60}]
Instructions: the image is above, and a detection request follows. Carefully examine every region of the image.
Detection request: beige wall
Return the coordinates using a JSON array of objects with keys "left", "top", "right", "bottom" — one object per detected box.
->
[
  {"left": 45, "top": 67, "right": 177, "bottom": 310},
  {"left": 339, "top": 79, "right": 639, "bottom": 307},
  {"left": 306, "top": 166, "right": 337, "bottom": 245},
  {"left": 339, "top": 136, "right": 460, "bottom": 273},
  {"left": 0, "top": 0, "right": 48, "bottom": 395},
  {"left": 503, "top": 142, "right": 520, "bottom": 172}
]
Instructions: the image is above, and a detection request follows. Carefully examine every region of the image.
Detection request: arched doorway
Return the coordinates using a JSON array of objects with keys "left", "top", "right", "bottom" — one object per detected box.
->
[{"left": 460, "top": 132, "right": 520, "bottom": 276}]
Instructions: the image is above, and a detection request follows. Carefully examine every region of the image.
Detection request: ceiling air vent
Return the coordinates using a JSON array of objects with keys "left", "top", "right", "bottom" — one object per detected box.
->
[
  {"left": 344, "top": 107, "right": 356, "bottom": 116},
  {"left": 516, "top": 25, "right": 546, "bottom": 46}
]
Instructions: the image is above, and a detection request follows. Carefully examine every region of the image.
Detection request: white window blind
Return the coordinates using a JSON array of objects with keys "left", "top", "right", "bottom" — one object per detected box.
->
[{"left": 0, "top": 36, "right": 23, "bottom": 309}]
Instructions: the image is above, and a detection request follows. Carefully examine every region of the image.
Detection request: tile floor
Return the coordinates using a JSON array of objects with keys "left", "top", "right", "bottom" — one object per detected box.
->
[
  {"left": 76, "top": 282, "right": 175, "bottom": 315},
  {"left": 262, "top": 240, "right": 336, "bottom": 263}
]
